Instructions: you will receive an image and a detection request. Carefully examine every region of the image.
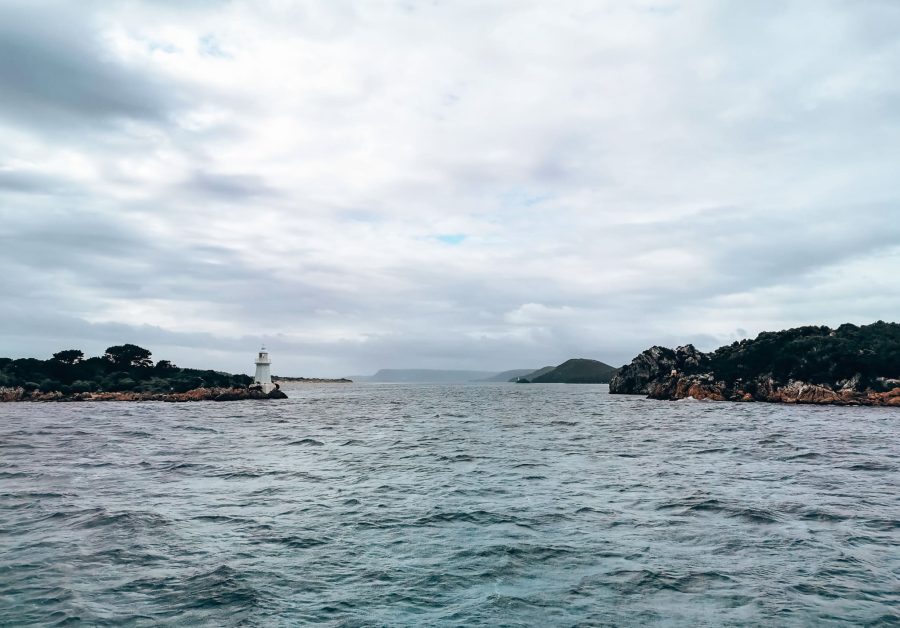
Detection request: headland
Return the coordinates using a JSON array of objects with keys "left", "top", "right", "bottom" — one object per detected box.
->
[
  {"left": 610, "top": 322, "right": 900, "bottom": 406},
  {"left": 0, "top": 344, "right": 287, "bottom": 402}
]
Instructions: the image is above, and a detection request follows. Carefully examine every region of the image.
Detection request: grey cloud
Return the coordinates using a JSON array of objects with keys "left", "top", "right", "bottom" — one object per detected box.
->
[
  {"left": 0, "top": 2, "right": 183, "bottom": 131},
  {"left": 0, "top": 170, "right": 73, "bottom": 195},
  {"left": 0, "top": 204, "right": 367, "bottom": 333},
  {"left": 653, "top": 202, "right": 900, "bottom": 295},
  {"left": 178, "top": 172, "right": 279, "bottom": 201}
]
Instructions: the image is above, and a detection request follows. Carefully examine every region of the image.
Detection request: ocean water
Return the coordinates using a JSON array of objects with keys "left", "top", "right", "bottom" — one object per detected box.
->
[{"left": 1, "top": 383, "right": 898, "bottom": 627}]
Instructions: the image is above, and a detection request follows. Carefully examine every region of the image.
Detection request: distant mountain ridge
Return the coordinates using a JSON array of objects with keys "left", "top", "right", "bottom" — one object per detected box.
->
[
  {"left": 354, "top": 369, "right": 499, "bottom": 383},
  {"left": 480, "top": 369, "right": 540, "bottom": 382},
  {"left": 512, "top": 366, "right": 555, "bottom": 382},
  {"left": 349, "top": 360, "right": 619, "bottom": 384}
]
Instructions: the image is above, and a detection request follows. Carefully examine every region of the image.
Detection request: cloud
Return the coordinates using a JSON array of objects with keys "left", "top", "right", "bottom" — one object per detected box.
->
[
  {"left": 177, "top": 172, "right": 279, "bottom": 201},
  {"left": 0, "top": 1, "right": 182, "bottom": 131},
  {"left": 1, "top": 0, "right": 899, "bottom": 376},
  {"left": 0, "top": 168, "right": 73, "bottom": 195}
]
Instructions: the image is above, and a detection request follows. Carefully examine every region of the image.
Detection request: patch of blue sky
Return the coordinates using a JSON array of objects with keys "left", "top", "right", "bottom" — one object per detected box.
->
[
  {"left": 435, "top": 234, "right": 467, "bottom": 245},
  {"left": 200, "top": 34, "right": 231, "bottom": 58},
  {"left": 147, "top": 40, "right": 180, "bottom": 54},
  {"left": 500, "top": 188, "right": 551, "bottom": 209}
]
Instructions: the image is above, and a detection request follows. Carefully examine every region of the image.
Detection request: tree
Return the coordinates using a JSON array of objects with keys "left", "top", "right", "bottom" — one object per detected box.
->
[
  {"left": 155, "top": 359, "right": 177, "bottom": 370},
  {"left": 104, "top": 344, "right": 153, "bottom": 368},
  {"left": 51, "top": 349, "right": 84, "bottom": 365}
]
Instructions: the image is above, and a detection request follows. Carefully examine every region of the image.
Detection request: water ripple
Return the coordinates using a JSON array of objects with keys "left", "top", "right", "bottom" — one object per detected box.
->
[{"left": 1, "top": 384, "right": 898, "bottom": 626}]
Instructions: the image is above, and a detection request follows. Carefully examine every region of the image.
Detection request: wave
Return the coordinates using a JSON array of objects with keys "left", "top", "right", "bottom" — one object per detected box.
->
[
  {"left": 414, "top": 509, "right": 531, "bottom": 527},
  {"left": 250, "top": 535, "right": 330, "bottom": 549},
  {"left": 171, "top": 425, "right": 219, "bottom": 433},
  {"left": 161, "top": 461, "right": 217, "bottom": 473},
  {"left": 455, "top": 543, "right": 575, "bottom": 562},
  {"left": 844, "top": 462, "right": 896, "bottom": 472},
  {"left": 114, "top": 565, "right": 264, "bottom": 614},
  {"left": 287, "top": 438, "right": 324, "bottom": 446},
  {"left": 782, "top": 451, "right": 823, "bottom": 460},
  {"left": 605, "top": 568, "right": 733, "bottom": 594},
  {"left": 797, "top": 508, "right": 850, "bottom": 523},
  {"left": 119, "top": 430, "right": 152, "bottom": 438},
  {"left": 0, "top": 442, "right": 37, "bottom": 450},
  {"left": 657, "top": 497, "right": 782, "bottom": 524},
  {"left": 78, "top": 509, "right": 169, "bottom": 531},
  {"left": 192, "top": 515, "right": 252, "bottom": 524},
  {"left": 438, "top": 454, "right": 476, "bottom": 462}
]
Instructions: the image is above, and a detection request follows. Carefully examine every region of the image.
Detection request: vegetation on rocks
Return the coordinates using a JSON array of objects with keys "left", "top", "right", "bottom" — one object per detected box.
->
[
  {"left": 610, "top": 322, "right": 900, "bottom": 405},
  {"left": 0, "top": 345, "right": 253, "bottom": 397},
  {"left": 706, "top": 322, "right": 900, "bottom": 391}
]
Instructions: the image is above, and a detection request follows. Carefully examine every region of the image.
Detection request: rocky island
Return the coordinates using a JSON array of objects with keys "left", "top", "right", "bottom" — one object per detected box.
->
[
  {"left": 610, "top": 322, "right": 900, "bottom": 406},
  {"left": 0, "top": 344, "right": 287, "bottom": 402}
]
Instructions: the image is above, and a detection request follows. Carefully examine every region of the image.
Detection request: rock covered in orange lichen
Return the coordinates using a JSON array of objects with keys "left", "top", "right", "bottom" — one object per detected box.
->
[
  {"left": 0, "top": 387, "right": 27, "bottom": 402},
  {"left": 646, "top": 375, "right": 900, "bottom": 406}
]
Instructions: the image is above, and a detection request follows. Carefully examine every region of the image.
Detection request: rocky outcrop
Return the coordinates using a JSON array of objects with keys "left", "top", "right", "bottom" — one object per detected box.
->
[
  {"left": 640, "top": 373, "right": 900, "bottom": 406},
  {"left": 0, "top": 386, "right": 288, "bottom": 402},
  {"left": 763, "top": 380, "right": 900, "bottom": 406},
  {"left": 646, "top": 373, "right": 729, "bottom": 402},
  {"left": 609, "top": 344, "right": 708, "bottom": 394},
  {"left": 611, "top": 328, "right": 900, "bottom": 406}
]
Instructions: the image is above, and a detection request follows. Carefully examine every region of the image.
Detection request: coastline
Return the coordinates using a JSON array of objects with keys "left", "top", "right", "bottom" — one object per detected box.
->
[
  {"left": 0, "top": 386, "right": 288, "bottom": 403},
  {"left": 273, "top": 376, "right": 352, "bottom": 384}
]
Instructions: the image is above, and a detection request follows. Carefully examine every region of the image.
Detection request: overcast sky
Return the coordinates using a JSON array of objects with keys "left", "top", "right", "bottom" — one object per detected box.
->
[{"left": 1, "top": 0, "right": 898, "bottom": 376}]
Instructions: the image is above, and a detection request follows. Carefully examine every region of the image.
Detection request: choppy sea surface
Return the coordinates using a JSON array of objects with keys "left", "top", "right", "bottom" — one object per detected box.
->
[{"left": 1, "top": 383, "right": 898, "bottom": 627}]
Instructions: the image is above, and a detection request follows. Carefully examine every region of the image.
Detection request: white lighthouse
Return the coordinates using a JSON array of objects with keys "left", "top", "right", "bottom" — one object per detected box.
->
[{"left": 254, "top": 346, "right": 276, "bottom": 393}]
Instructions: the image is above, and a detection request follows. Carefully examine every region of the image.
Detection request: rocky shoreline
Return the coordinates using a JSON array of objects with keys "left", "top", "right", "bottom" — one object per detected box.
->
[
  {"left": 610, "top": 343, "right": 900, "bottom": 406},
  {"left": 0, "top": 386, "right": 288, "bottom": 403},
  {"left": 645, "top": 372, "right": 900, "bottom": 406},
  {"left": 273, "top": 376, "right": 352, "bottom": 383}
]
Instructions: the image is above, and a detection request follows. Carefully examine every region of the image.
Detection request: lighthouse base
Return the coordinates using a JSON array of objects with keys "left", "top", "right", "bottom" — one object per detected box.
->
[{"left": 255, "top": 382, "right": 277, "bottom": 394}]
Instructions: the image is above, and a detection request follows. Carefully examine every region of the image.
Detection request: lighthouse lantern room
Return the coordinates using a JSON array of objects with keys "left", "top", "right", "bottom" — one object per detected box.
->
[{"left": 254, "top": 347, "right": 276, "bottom": 393}]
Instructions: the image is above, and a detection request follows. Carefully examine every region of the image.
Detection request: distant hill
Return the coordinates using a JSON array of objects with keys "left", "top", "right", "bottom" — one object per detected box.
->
[
  {"left": 527, "top": 359, "right": 619, "bottom": 383},
  {"left": 479, "top": 369, "right": 540, "bottom": 382},
  {"left": 364, "top": 369, "right": 499, "bottom": 383},
  {"left": 512, "top": 366, "right": 556, "bottom": 382}
]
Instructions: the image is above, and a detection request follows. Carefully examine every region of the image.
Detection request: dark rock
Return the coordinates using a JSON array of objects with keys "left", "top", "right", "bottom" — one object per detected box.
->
[
  {"left": 611, "top": 321, "right": 900, "bottom": 405},
  {"left": 609, "top": 344, "right": 708, "bottom": 394},
  {"left": 609, "top": 346, "right": 674, "bottom": 394}
]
